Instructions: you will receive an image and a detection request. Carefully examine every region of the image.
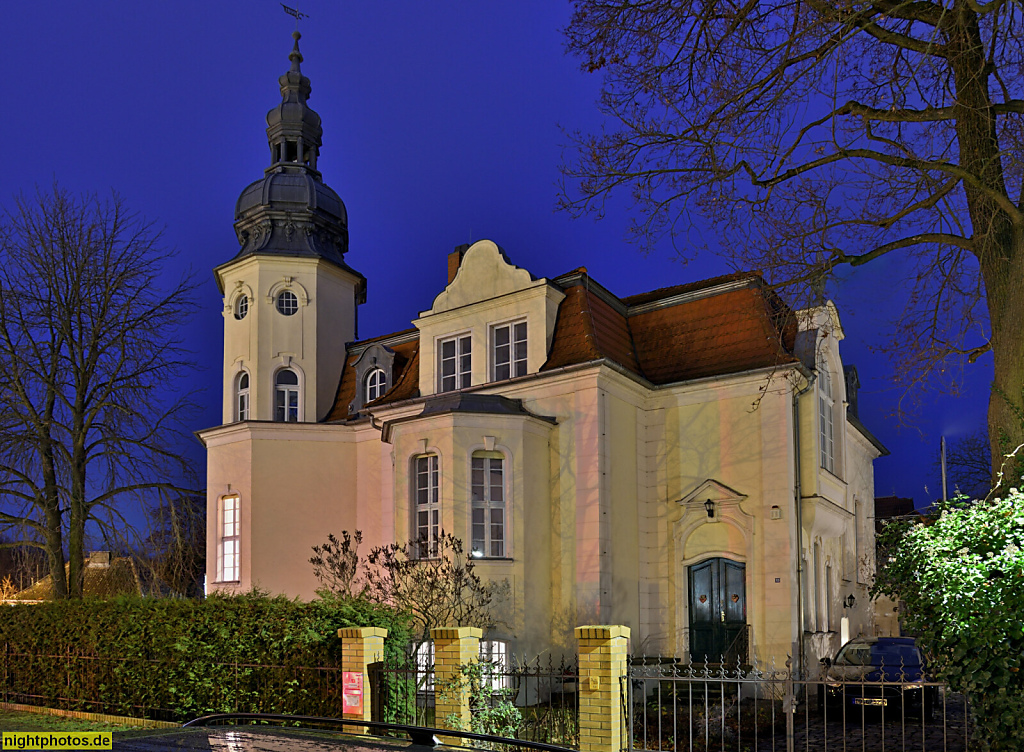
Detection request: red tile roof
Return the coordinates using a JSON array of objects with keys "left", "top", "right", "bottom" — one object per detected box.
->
[{"left": 326, "top": 270, "right": 800, "bottom": 420}]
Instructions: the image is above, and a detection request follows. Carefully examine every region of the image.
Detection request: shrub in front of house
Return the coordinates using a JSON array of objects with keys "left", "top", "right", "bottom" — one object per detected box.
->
[{"left": 0, "top": 590, "right": 411, "bottom": 721}]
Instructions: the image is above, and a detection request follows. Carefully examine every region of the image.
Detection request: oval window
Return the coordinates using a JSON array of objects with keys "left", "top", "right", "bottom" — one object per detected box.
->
[
  {"left": 234, "top": 294, "right": 249, "bottom": 320},
  {"left": 276, "top": 290, "right": 298, "bottom": 316}
]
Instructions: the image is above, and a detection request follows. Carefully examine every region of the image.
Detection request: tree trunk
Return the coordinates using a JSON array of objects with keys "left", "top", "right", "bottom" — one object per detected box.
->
[{"left": 984, "top": 247, "right": 1024, "bottom": 490}]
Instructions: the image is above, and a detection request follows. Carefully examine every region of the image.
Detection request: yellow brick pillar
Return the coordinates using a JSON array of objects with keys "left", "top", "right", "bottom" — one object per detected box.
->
[
  {"left": 431, "top": 626, "right": 482, "bottom": 734},
  {"left": 338, "top": 626, "right": 388, "bottom": 726},
  {"left": 576, "top": 625, "right": 630, "bottom": 752}
]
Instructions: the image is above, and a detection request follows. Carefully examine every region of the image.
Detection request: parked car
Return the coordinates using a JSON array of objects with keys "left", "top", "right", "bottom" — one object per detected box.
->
[{"left": 818, "top": 636, "right": 938, "bottom": 719}]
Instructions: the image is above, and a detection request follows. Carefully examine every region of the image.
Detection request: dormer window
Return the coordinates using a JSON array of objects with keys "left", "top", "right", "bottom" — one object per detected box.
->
[
  {"left": 365, "top": 368, "right": 387, "bottom": 403},
  {"left": 492, "top": 321, "right": 527, "bottom": 381},
  {"left": 439, "top": 334, "right": 472, "bottom": 393}
]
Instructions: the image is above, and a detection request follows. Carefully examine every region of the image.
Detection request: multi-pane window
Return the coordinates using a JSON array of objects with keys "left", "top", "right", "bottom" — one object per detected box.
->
[
  {"left": 234, "top": 294, "right": 249, "bottom": 320},
  {"left": 818, "top": 353, "right": 835, "bottom": 473},
  {"left": 439, "top": 334, "right": 472, "bottom": 392},
  {"left": 220, "top": 495, "right": 240, "bottom": 582},
  {"left": 275, "top": 369, "right": 300, "bottom": 422},
  {"left": 492, "top": 322, "right": 527, "bottom": 381},
  {"left": 365, "top": 368, "right": 386, "bottom": 403},
  {"left": 414, "top": 454, "right": 440, "bottom": 557},
  {"left": 276, "top": 290, "right": 298, "bottom": 316},
  {"left": 236, "top": 372, "right": 250, "bottom": 421},
  {"left": 471, "top": 452, "right": 505, "bottom": 558},
  {"left": 479, "top": 639, "right": 510, "bottom": 690}
]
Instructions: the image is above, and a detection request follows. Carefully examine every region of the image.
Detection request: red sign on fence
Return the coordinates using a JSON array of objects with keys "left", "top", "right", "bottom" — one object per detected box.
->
[{"left": 342, "top": 671, "right": 363, "bottom": 715}]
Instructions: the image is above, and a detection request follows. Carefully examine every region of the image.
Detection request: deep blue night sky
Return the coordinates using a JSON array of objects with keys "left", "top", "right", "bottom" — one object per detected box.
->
[{"left": 3, "top": 2, "right": 991, "bottom": 507}]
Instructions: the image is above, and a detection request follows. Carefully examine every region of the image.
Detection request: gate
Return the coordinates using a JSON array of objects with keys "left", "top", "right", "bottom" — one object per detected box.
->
[
  {"left": 372, "top": 650, "right": 581, "bottom": 747},
  {"left": 623, "top": 657, "right": 972, "bottom": 752}
]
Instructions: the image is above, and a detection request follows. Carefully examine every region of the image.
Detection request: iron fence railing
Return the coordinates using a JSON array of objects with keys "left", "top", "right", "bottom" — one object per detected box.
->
[
  {"left": 624, "top": 656, "right": 972, "bottom": 752},
  {"left": 373, "top": 653, "right": 579, "bottom": 748}
]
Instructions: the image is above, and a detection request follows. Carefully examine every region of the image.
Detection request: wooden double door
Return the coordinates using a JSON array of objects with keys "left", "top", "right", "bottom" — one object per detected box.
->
[{"left": 688, "top": 558, "right": 747, "bottom": 662}]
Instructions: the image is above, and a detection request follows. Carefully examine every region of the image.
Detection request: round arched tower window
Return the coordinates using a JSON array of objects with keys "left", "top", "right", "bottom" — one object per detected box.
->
[
  {"left": 276, "top": 290, "right": 298, "bottom": 316},
  {"left": 234, "top": 294, "right": 249, "bottom": 320}
]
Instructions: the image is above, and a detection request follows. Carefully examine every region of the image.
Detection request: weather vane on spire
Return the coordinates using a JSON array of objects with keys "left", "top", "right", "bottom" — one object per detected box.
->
[{"left": 281, "top": 4, "right": 308, "bottom": 30}]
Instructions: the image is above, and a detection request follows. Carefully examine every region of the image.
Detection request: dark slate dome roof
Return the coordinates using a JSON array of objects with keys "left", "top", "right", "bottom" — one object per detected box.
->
[{"left": 235, "top": 172, "right": 347, "bottom": 225}]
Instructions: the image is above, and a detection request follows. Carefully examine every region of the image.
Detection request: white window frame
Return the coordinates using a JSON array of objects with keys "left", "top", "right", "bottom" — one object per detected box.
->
[
  {"left": 274, "top": 368, "right": 301, "bottom": 422},
  {"left": 365, "top": 367, "right": 387, "bottom": 403},
  {"left": 479, "top": 639, "right": 511, "bottom": 691},
  {"left": 413, "top": 454, "right": 440, "bottom": 558},
  {"left": 438, "top": 333, "right": 472, "bottom": 393},
  {"left": 276, "top": 290, "right": 299, "bottom": 316},
  {"left": 414, "top": 640, "right": 435, "bottom": 691},
  {"left": 233, "top": 294, "right": 249, "bottom": 320},
  {"left": 471, "top": 451, "right": 506, "bottom": 559},
  {"left": 235, "top": 371, "right": 250, "bottom": 421},
  {"left": 218, "top": 495, "right": 241, "bottom": 583},
  {"left": 818, "top": 352, "right": 835, "bottom": 473},
  {"left": 491, "top": 320, "right": 527, "bottom": 382}
]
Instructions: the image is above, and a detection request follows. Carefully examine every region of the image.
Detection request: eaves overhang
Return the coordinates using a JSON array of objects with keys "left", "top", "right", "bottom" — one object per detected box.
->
[{"left": 379, "top": 392, "right": 557, "bottom": 443}]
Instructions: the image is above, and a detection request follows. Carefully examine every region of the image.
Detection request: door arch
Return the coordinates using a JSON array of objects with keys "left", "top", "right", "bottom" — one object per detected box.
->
[{"left": 688, "top": 557, "right": 747, "bottom": 662}]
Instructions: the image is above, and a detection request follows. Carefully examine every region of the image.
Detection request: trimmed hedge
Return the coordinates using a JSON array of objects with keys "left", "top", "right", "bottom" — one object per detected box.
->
[{"left": 0, "top": 591, "right": 412, "bottom": 721}]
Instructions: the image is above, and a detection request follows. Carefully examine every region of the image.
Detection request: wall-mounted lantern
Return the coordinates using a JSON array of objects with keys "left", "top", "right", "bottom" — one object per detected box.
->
[
  {"left": 843, "top": 594, "right": 856, "bottom": 609},
  {"left": 704, "top": 498, "right": 715, "bottom": 519}
]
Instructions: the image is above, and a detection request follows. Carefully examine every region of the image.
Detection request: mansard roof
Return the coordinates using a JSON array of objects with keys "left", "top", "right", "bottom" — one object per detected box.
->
[{"left": 327, "top": 267, "right": 799, "bottom": 421}]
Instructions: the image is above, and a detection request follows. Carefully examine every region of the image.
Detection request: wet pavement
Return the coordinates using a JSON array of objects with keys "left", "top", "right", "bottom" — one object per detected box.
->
[{"left": 113, "top": 728, "right": 441, "bottom": 752}]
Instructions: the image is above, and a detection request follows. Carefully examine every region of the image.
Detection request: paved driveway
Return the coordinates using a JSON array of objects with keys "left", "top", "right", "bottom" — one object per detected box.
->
[{"left": 114, "top": 728, "right": 441, "bottom": 752}]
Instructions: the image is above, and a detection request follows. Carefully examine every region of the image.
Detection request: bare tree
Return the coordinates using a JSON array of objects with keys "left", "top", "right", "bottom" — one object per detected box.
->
[
  {"left": 138, "top": 489, "right": 206, "bottom": 597},
  {"left": 309, "top": 530, "right": 365, "bottom": 598},
  {"left": 561, "top": 1, "right": 1024, "bottom": 480},
  {"left": 0, "top": 185, "right": 199, "bottom": 599},
  {"left": 940, "top": 428, "right": 993, "bottom": 498},
  {"left": 364, "top": 532, "right": 509, "bottom": 646}
]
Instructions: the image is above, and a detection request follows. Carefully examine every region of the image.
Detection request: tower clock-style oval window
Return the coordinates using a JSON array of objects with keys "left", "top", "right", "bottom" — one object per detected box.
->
[
  {"left": 276, "top": 290, "right": 299, "bottom": 316},
  {"left": 234, "top": 294, "right": 249, "bottom": 320}
]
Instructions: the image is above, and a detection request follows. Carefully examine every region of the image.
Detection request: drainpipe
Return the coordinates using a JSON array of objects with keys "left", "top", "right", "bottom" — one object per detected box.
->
[{"left": 792, "top": 369, "right": 815, "bottom": 680}]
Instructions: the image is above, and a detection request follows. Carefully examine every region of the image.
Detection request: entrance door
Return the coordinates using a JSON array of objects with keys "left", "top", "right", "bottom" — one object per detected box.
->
[{"left": 688, "top": 558, "right": 747, "bottom": 661}]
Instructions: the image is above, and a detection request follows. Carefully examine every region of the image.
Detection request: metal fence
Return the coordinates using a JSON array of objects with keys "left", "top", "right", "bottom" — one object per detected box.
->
[
  {"left": 624, "top": 657, "right": 972, "bottom": 752},
  {"left": 1, "top": 647, "right": 346, "bottom": 722},
  {"left": 373, "top": 653, "right": 579, "bottom": 748}
]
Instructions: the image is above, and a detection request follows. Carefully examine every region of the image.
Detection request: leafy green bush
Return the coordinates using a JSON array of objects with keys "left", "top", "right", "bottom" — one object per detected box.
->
[
  {"left": 0, "top": 590, "right": 411, "bottom": 721},
  {"left": 873, "top": 491, "right": 1024, "bottom": 751}
]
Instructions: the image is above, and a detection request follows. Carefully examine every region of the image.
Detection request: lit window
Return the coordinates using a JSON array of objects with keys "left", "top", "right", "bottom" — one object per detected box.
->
[
  {"left": 471, "top": 452, "right": 505, "bottom": 558},
  {"left": 219, "top": 495, "right": 240, "bottom": 582},
  {"left": 236, "top": 372, "right": 250, "bottom": 421},
  {"left": 365, "top": 368, "right": 387, "bottom": 403},
  {"left": 818, "top": 352, "right": 834, "bottom": 473},
  {"left": 276, "top": 290, "right": 299, "bottom": 316},
  {"left": 414, "top": 641, "right": 435, "bottom": 691},
  {"left": 234, "top": 294, "right": 249, "bottom": 320},
  {"left": 479, "top": 639, "right": 510, "bottom": 691},
  {"left": 275, "top": 369, "right": 300, "bottom": 422},
  {"left": 438, "top": 334, "right": 471, "bottom": 392},
  {"left": 414, "top": 454, "right": 440, "bottom": 557},
  {"left": 492, "top": 322, "right": 527, "bottom": 381}
]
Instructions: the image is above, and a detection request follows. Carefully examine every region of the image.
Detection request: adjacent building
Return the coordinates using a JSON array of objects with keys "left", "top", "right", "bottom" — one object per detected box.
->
[{"left": 201, "top": 33, "right": 887, "bottom": 668}]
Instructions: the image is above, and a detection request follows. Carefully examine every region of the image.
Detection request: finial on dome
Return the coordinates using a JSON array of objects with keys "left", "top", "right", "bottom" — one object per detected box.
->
[{"left": 289, "top": 30, "right": 303, "bottom": 72}]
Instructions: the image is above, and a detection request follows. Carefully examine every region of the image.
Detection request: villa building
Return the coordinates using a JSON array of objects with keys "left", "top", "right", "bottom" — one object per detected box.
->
[{"left": 200, "top": 33, "right": 886, "bottom": 668}]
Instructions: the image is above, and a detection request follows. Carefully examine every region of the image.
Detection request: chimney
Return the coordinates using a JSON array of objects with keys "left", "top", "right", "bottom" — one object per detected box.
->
[
  {"left": 448, "top": 244, "right": 470, "bottom": 285},
  {"left": 88, "top": 551, "right": 111, "bottom": 569}
]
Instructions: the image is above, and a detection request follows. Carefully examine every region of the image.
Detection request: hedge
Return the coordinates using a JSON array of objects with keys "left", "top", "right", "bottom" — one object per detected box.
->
[{"left": 0, "top": 591, "right": 412, "bottom": 721}]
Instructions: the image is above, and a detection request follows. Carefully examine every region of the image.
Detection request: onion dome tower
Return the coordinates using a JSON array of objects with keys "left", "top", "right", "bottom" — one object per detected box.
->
[{"left": 215, "top": 31, "right": 365, "bottom": 425}]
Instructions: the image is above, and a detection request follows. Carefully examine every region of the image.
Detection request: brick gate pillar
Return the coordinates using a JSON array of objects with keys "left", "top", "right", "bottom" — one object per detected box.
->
[
  {"left": 576, "top": 625, "right": 630, "bottom": 752},
  {"left": 431, "top": 626, "right": 482, "bottom": 733},
  {"left": 338, "top": 626, "right": 388, "bottom": 726}
]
